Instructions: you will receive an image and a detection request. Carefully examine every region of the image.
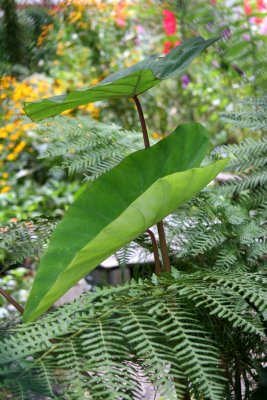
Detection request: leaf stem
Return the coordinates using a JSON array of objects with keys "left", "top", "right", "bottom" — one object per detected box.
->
[
  {"left": 133, "top": 95, "right": 150, "bottom": 149},
  {"left": 146, "top": 229, "right": 162, "bottom": 275},
  {"left": 0, "top": 287, "right": 24, "bottom": 314},
  {"left": 133, "top": 95, "right": 171, "bottom": 273},
  {"left": 156, "top": 221, "right": 171, "bottom": 273}
]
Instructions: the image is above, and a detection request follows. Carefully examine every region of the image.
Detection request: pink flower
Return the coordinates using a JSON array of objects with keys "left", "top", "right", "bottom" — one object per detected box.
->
[
  {"left": 163, "top": 10, "right": 176, "bottom": 35},
  {"left": 116, "top": 17, "right": 126, "bottom": 27},
  {"left": 259, "top": 16, "right": 267, "bottom": 34},
  {"left": 257, "top": 0, "right": 266, "bottom": 11}
]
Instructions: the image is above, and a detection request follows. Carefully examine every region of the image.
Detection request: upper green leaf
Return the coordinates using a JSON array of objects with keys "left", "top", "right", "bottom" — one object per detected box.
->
[
  {"left": 24, "top": 36, "right": 218, "bottom": 121},
  {"left": 23, "top": 123, "right": 228, "bottom": 322}
]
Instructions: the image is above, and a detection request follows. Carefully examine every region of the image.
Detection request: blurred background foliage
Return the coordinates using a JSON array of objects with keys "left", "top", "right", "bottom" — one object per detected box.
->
[{"left": 0, "top": 0, "right": 266, "bottom": 315}]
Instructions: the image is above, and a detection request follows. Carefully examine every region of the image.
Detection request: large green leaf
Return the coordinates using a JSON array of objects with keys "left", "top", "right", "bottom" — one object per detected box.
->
[
  {"left": 23, "top": 123, "right": 227, "bottom": 322},
  {"left": 24, "top": 36, "right": 218, "bottom": 121}
]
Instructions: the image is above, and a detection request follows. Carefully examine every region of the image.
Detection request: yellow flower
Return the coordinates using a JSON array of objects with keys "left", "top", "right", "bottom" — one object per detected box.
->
[
  {"left": 1, "top": 186, "right": 11, "bottom": 193},
  {"left": 2, "top": 172, "right": 9, "bottom": 179},
  {"left": 69, "top": 11, "right": 82, "bottom": 23},
  {"left": 0, "top": 76, "right": 15, "bottom": 89},
  {"left": 14, "top": 141, "right": 26, "bottom": 154},
  {"left": 0, "top": 131, "right": 7, "bottom": 139},
  {"left": 91, "top": 77, "right": 101, "bottom": 85},
  {"left": 152, "top": 132, "right": 164, "bottom": 139},
  {"left": 37, "top": 23, "right": 53, "bottom": 47},
  {"left": 78, "top": 21, "right": 88, "bottom": 29},
  {"left": 24, "top": 123, "right": 34, "bottom": 130},
  {"left": 7, "top": 153, "right": 17, "bottom": 161},
  {"left": 38, "top": 81, "right": 49, "bottom": 94},
  {"left": 81, "top": 103, "right": 100, "bottom": 119},
  {"left": 5, "top": 124, "right": 15, "bottom": 133},
  {"left": 4, "top": 110, "right": 14, "bottom": 120},
  {"left": 56, "top": 42, "right": 65, "bottom": 56},
  {"left": 10, "top": 132, "right": 21, "bottom": 141}
]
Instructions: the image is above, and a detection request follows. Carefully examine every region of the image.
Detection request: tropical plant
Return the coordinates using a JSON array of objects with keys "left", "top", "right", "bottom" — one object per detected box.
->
[
  {"left": 22, "top": 36, "right": 227, "bottom": 321},
  {"left": 0, "top": 36, "right": 266, "bottom": 400}
]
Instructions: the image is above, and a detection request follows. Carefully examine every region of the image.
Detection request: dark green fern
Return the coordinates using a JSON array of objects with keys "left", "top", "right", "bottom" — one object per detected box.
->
[{"left": 0, "top": 270, "right": 266, "bottom": 399}]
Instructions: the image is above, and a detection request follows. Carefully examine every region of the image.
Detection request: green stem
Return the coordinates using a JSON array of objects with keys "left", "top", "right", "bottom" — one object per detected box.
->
[
  {"left": 0, "top": 287, "right": 24, "bottom": 314},
  {"left": 133, "top": 95, "right": 171, "bottom": 273}
]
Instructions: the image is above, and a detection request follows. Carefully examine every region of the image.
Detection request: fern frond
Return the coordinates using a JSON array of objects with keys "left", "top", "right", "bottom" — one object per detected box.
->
[
  {"left": 208, "top": 272, "right": 267, "bottom": 314},
  {"left": 35, "top": 116, "right": 145, "bottom": 181},
  {"left": 247, "top": 242, "right": 267, "bottom": 267},
  {"left": 0, "top": 218, "right": 56, "bottom": 269},
  {"left": 121, "top": 306, "right": 184, "bottom": 398},
  {"left": 221, "top": 97, "right": 267, "bottom": 130},
  {"left": 238, "top": 187, "right": 267, "bottom": 210},
  {"left": 220, "top": 170, "right": 267, "bottom": 195},
  {"left": 214, "top": 245, "right": 239, "bottom": 269},
  {"left": 212, "top": 136, "right": 267, "bottom": 170},
  {"left": 156, "top": 297, "right": 225, "bottom": 400},
  {"left": 1, "top": 271, "right": 266, "bottom": 399}
]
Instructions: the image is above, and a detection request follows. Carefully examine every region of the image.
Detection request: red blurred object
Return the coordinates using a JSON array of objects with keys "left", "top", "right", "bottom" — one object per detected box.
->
[
  {"left": 253, "top": 16, "right": 264, "bottom": 24},
  {"left": 244, "top": 0, "right": 253, "bottom": 15},
  {"left": 163, "top": 40, "right": 181, "bottom": 54},
  {"left": 163, "top": 9, "right": 176, "bottom": 35},
  {"left": 115, "top": 0, "right": 127, "bottom": 28},
  {"left": 163, "top": 41, "right": 173, "bottom": 54}
]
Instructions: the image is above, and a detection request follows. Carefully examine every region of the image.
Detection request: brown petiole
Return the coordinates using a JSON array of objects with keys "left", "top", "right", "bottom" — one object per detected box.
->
[
  {"left": 133, "top": 95, "right": 171, "bottom": 273},
  {"left": 0, "top": 287, "right": 24, "bottom": 314},
  {"left": 146, "top": 229, "right": 162, "bottom": 275}
]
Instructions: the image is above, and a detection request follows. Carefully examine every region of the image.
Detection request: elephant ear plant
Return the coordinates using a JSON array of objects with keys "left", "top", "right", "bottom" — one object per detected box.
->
[
  {"left": 1, "top": 37, "right": 267, "bottom": 400},
  {"left": 21, "top": 36, "right": 228, "bottom": 322}
]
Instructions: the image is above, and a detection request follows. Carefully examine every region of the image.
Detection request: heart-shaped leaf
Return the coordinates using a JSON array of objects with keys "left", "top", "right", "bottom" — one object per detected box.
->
[
  {"left": 23, "top": 123, "right": 228, "bottom": 322},
  {"left": 24, "top": 36, "right": 218, "bottom": 121}
]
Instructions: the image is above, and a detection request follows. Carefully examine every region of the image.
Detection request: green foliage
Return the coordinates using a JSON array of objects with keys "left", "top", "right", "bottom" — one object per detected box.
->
[
  {"left": 0, "top": 218, "right": 56, "bottom": 270},
  {"left": 0, "top": 0, "right": 24, "bottom": 65},
  {"left": 23, "top": 123, "right": 227, "bottom": 322},
  {"left": 0, "top": 178, "right": 81, "bottom": 222},
  {"left": 0, "top": 1, "right": 55, "bottom": 75},
  {"left": 213, "top": 133, "right": 267, "bottom": 197},
  {"left": 1, "top": 271, "right": 266, "bottom": 399},
  {"left": 36, "top": 116, "right": 145, "bottom": 180},
  {"left": 221, "top": 96, "right": 267, "bottom": 131},
  {"left": 164, "top": 135, "right": 266, "bottom": 273},
  {"left": 173, "top": 0, "right": 267, "bottom": 94},
  {"left": 24, "top": 36, "right": 218, "bottom": 121}
]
